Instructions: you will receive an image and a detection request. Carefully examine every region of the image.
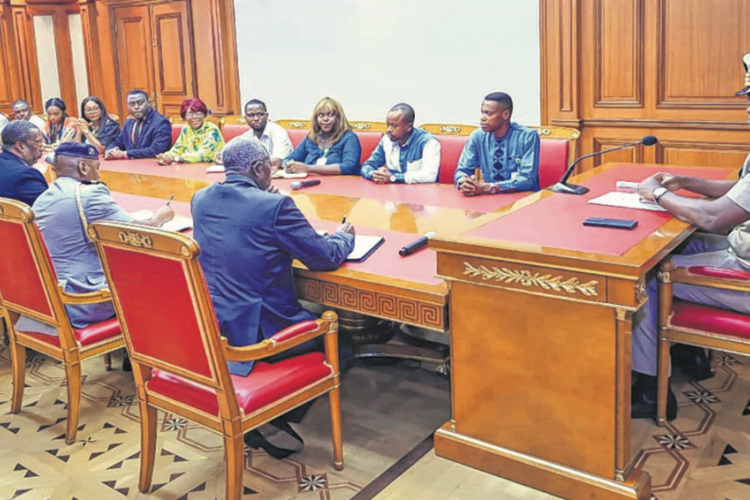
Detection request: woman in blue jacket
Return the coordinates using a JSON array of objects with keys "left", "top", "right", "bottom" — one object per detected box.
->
[{"left": 283, "top": 96, "right": 361, "bottom": 175}]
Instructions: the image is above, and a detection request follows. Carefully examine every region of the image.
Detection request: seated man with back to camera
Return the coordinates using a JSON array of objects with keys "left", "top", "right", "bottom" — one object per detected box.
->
[
  {"left": 361, "top": 103, "right": 441, "bottom": 184},
  {"left": 192, "top": 137, "right": 355, "bottom": 458},
  {"left": 454, "top": 92, "right": 540, "bottom": 196},
  {"left": 630, "top": 54, "right": 750, "bottom": 421},
  {"left": 105, "top": 90, "right": 172, "bottom": 160},
  {"left": 14, "top": 143, "right": 173, "bottom": 370}
]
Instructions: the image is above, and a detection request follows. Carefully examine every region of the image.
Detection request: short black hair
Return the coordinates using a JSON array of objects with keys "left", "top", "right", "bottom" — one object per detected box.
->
[
  {"left": 1, "top": 121, "right": 40, "bottom": 147},
  {"left": 45, "top": 97, "right": 67, "bottom": 113},
  {"left": 12, "top": 100, "right": 30, "bottom": 109},
  {"left": 389, "top": 103, "right": 415, "bottom": 125},
  {"left": 484, "top": 92, "right": 513, "bottom": 114},
  {"left": 127, "top": 89, "right": 149, "bottom": 101},
  {"left": 245, "top": 99, "right": 267, "bottom": 112}
]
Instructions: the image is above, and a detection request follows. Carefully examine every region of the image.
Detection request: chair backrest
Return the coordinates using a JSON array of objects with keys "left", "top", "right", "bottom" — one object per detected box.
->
[
  {"left": 170, "top": 123, "right": 182, "bottom": 145},
  {"left": 355, "top": 131, "right": 384, "bottom": 166},
  {"left": 538, "top": 138, "right": 570, "bottom": 189},
  {"left": 276, "top": 119, "right": 310, "bottom": 130},
  {"left": 420, "top": 123, "right": 477, "bottom": 137},
  {"left": 219, "top": 115, "right": 250, "bottom": 142},
  {"left": 88, "top": 221, "right": 239, "bottom": 413},
  {"left": 435, "top": 135, "right": 470, "bottom": 184},
  {"left": 0, "top": 198, "right": 63, "bottom": 328},
  {"left": 528, "top": 125, "right": 580, "bottom": 164},
  {"left": 350, "top": 121, "right": 387, "bottom": 133}
]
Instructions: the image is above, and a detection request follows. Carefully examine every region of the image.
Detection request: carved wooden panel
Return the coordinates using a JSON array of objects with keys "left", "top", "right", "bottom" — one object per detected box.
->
[
  {"left": 112, "top": 5, "right": 154, "bottom": 114},
  {"left": 594, "top": 0, "right": 643, "bottom": 107},
  {"left": 657, "top": 0, "right": 750, "bottom": 108},
  {"left": 296, "top": 277, "right": 446, "bottom": 331},
  {"left": 153, "top": 0, "right": 195, "bottom": 116},
  {"left": 12, "top": 6, "right": 42, "bottom": 112},
  {"left": 0, "top": 7, "right": 15, "bottom": 109},
  {"left": 657, "top": 141, "right": 749, "bottom": 169},
  {"left": 592, "top": 138, "right": 641, "bottom": 167}
]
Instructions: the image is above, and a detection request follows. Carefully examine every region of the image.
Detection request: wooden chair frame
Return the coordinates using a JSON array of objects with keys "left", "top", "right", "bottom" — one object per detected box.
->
[
  {"left": 220, "top": 115, "right": 249, "bottom": 127},
  {"left": 276, "top": 119, "right": 310, "bottom": 130},
  {"left": 419, "top": 123, "right": 477, "bottom": 136},
  {"left": 88, "top": 221, "right": 343, "bottom": 500},
  {"left": 656, "top": 260, "right": 750, "bottom": 426},
  {"left": 528, "top": 125, "right": 581, "bottom": 166},
  {"left": 0, "top": 198, "right": 124, "bottom": 444}
]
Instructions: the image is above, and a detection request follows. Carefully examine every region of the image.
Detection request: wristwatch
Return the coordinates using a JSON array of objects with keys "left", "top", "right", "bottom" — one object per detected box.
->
[
  {"left": 488, "top": 183, "right": 500, "bottom": 195},
  {"left": 652, "top": 186, "right": 669, "bottom": 204},
  {"left": 390, "top": 175, "right": 397, "bottom": 183}
]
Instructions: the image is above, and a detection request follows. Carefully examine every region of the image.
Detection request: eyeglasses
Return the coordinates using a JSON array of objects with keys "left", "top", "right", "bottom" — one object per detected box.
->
[
  {"left": 23, "top": 140, "right": 44, "bottom": 149},
  {"left": 246, "top": 112, "right": 267, "bottom": 119},
  {"left": 185, "top": 111, "right": 206, "bottom": 119}
]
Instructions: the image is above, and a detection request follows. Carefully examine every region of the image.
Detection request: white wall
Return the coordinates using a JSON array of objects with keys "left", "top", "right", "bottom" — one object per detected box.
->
[
  {"left": 33, "top": 15, "right": 62, "bottom": 105},
  {"left": 235, "top": 0, "right": 540, "bottom": 126}
]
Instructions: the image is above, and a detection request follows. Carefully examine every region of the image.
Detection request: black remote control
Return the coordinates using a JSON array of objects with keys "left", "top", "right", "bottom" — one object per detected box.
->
[{"left": 582, "top": 217, "right": 639, "bottom": 230}]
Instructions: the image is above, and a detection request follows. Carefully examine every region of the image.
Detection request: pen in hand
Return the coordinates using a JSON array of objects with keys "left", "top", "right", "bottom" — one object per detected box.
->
[
  {"left": 342, "top": 215, "right": 347, "bottom": 224},
  {"left": 166, "top": 193, "right": 175, "bottom": 207}
]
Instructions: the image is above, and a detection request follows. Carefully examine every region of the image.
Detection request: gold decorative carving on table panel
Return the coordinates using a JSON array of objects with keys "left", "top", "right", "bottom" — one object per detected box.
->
[
  {"left": 462, "top": 262, "right": 599, "bottom": 297},
  {"left": 118, "top": 231, "right": 154, "bottom": 249},
  {"left": 297, "top": 278, "right": 445, "bottom": 331}
]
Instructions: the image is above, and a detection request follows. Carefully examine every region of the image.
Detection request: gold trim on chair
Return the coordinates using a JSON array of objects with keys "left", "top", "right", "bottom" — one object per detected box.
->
[
  {"left": 276, "top": 119, "right": 310, "bottom": 129},
  {"left": 419, "top": 123, "right": 478, "bottom": 136}
]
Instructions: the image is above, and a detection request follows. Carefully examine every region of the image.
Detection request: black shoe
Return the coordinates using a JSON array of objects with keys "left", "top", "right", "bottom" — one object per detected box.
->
[
  {"left": 631, "top": 374, "right": 677, "bottom": 421},
  {"left": 122, "top": 353, "right": 132, "bottom": 372},
  {"left": 244, "top": 423, "right": 304, "bottom": 460},
  {"left": 671, "top": 344, "right": 714, "bottom": 381}
]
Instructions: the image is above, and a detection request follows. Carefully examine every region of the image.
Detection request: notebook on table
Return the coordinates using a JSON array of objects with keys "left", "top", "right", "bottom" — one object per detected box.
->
[
  {"left": 315, "top": 230, "right": 385, "bottom": 262},
  {"left": 587, "top": 192, "right": 666, "bottom": 212},
  {"left": 272, "top": 171, "right": 308, "bottom": 179},
  {"left": 129, "top": 210, "right": 194, "bottom": 232}
]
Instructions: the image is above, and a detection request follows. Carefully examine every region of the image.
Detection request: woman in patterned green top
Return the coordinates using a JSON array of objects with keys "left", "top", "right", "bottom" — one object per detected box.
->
[{"left": 157, "top": 98, "right": 224, "bottom": 164}]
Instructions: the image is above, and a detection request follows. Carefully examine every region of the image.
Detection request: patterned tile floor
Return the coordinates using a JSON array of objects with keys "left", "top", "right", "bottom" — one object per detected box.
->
[{"left": 0, "top": 340, "right": 450, "bottom": 500}]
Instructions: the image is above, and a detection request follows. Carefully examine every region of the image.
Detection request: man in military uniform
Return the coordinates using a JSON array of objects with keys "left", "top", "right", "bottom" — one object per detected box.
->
[
  {"left": 14, "top": 143, "right": 173, "bottom": 344},
  {"left": 632, "top": 53, "right": 750, "bottom": 421}
]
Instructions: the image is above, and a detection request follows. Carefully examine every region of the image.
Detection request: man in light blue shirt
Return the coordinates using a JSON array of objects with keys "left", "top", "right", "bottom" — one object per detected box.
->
[
  {"left": 454, "top": 92, "right": 540, "bottom": 196},
  {"left": 361, "top": 103, "right": 441, "bottom": 184}
]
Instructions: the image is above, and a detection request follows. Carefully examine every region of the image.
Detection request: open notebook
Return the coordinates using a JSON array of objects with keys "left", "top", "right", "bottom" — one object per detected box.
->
[
  {"left": 587, "top": 192, "right": 666, "bottom": 212},
  {"left": 129, "top": 210, "right": 194, "bottom": 232},
  {"left": 272, "top": 171, "right": 308, "bottom": 179},
  {"left": 316, "top": 230, "right": 385, "bottom": 262}
]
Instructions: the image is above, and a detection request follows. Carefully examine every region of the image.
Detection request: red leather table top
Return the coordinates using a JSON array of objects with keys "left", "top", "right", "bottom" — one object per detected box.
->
[
  {"left": 100, "top": 159, "right": 528, "bottom": 212},
  {"left": 465, "top": 165, "right": 734, "bottom": 257},
  {"left": 111, "top": 192, "right": 444, "bottom": 287}
]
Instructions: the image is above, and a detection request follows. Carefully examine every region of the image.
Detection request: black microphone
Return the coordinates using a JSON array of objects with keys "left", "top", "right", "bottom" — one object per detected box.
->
[
  {"left": 290, "top": 179, "right": 322, "bottom": 190},
  {"left": 399, "top": 231, "right": 436, "bottom": 257},
  {"left": 550, "top": 136, "right": 658, "bottom": 195}
]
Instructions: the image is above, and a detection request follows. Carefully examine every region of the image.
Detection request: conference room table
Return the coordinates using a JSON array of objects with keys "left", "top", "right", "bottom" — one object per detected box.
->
[{"left": 89, "top": 158, "right": 734, "bottom": 500}]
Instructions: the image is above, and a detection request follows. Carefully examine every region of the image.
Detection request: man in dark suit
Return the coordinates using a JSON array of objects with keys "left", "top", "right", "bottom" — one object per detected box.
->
[
  {"left": 0, "top": 121, "right": 47, "bottom": 205},
  {"left": 105, "top": 89, "right": 171, "bottom": 159},
  {"left": 192, "top": 137, "right": 355, "bottom": 457}
]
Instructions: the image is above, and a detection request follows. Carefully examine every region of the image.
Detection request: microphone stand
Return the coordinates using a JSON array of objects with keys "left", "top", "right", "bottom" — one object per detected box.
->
[{"left": 550, "top": 140, "right": 646, "bottom": 195}]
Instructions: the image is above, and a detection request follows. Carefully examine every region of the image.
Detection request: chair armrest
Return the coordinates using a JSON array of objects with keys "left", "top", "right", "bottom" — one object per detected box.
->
[
  {"left": 659, "top": 262, "right": 750, "bottom": 293},
  {"left": 58, "top": 285, "right": 113, "bottom": 305},
  {"left": 222, "top": 319, "right": 329, "bottom": 363}
]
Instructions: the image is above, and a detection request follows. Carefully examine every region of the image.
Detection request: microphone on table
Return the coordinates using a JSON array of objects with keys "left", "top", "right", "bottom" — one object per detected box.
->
[
  {"left": 399, "top": 231, "right": 437, "bottom": 257},
  {"left": 291, "top": 179, "right": 322, "bottom": 190},
  {"left": 549, "top": 135, "right": 658, "bottom": 195}
]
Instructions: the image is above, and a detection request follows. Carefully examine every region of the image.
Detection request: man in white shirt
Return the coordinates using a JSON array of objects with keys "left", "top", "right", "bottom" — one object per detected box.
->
[
  {"left": 237, "top": 99, "right": 293, "bottom": 168},
  {"left": 0, "top": 113, "right": 8, "bottom": 135},
  {"left": 12, "top": 100, "right": 47, "bottom": 131},
  {"left": 361, "top": 103, "right": 441, "bottom": 184}
]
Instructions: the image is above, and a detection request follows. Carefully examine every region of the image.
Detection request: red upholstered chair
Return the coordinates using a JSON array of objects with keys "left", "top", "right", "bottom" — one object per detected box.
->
[
  {"left": 656, "top": 261, "right": 750, "bottom": 426},
  {"left": 537, "top": 138, "right": 570, "bottom": 189},
  {"left": 220, "top": 115, "right": 250, "bottom": 142},
  {"left": 435, "top": 135, "right": 469, "bottom": 184},
  {"left": 355, "top": 131, "right": 384, "bottom": 166},
  {"left": 87, "top": 222, "right": 343, "bottom": 500},
  {"left": 0, "top": 198, "right": 124, "bottom": 444},
  {"left": 287, "top": 129, "right": 309, "bottom": 149}
]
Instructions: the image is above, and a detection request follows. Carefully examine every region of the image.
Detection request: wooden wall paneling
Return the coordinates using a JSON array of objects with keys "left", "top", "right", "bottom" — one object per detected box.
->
[
  {"left": 593, "top": 0, "right": 643, "bottom": 108},
  {"left": 91, "top": 1, "right": 119, "bottom": 117},
  {"left": 78, "top": 0, "right": 100, "bottom": 100},
  {"left": 0, "top": 2, "right": 21, "bottom": 113},
  {"left": 11, "top": 4, "right": 43, "bottom": 112},
  {"left": 657, "top": 0, "right": 750, "bottom": 110},
  {"left": 111, "top": 3, "right": 154, "bottom": 117},
  {"left": 591, "top": 136, "right": 643, "bottom": 168},
  {"left": 152, "top": 0, "right": 196, "bottom": 117}
]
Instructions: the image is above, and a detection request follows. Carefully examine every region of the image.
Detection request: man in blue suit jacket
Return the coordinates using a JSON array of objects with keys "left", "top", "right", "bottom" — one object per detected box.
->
[
  {"left": 0, "top": 121, "right": 47, "bottom": 205},
  {"left": 192, "top": 137, "right": 355, "bottom": 377},
  {"left": 105, "top": 89, "right": 171, "bottom": 159}
]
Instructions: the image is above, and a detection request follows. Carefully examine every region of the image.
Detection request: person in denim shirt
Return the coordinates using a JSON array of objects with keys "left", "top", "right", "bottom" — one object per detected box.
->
[
  {"left": 454, "top": 92, "right": 540, "bottom": 196},
  {"left": 361, "top": 103, "right": 441, "bottom": 184},
  {"left": 283, "top": 97, "right": 361, "bottom": 175}
]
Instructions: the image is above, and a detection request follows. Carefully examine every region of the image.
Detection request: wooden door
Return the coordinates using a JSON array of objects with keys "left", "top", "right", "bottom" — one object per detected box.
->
[
  {"left": 112, "top": 4, "right": 154, "bottom": 119},
  {"left": 152, "top": 1, "right": 196, "bottom": 118}
]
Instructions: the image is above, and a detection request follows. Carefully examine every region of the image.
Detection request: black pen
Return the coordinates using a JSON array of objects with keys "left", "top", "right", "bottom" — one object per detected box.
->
[
  {"left": 167, "top": 193, "right": 175, "bottom": 207},
  {"left": 342, "top": 215, "right": 347, "bottom": 224}
]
